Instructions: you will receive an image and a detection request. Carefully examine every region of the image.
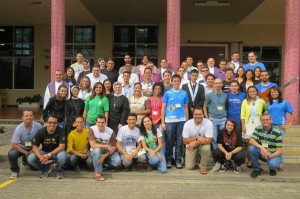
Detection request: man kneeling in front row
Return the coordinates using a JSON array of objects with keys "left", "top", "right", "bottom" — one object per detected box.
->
[
  {"left": 249, "top": 113, "right": 282, "bottom": 178},
  {"left": 28, "top": 115, "right": 67, "bottom": 179}
]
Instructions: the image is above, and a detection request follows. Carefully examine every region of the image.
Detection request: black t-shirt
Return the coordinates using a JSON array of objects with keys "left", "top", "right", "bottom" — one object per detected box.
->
[
  {"left": 222, "top": 80, "right": 231, "bottom": 93},
  {"left": 32, "top": 127, "right": 65, "bottom": 152},
  {"left": 217, "top": 131, "right": 243, "bottom": 152}
]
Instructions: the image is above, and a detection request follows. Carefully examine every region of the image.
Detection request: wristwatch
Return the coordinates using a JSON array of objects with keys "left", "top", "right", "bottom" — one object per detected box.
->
[{"left": 48, "top": 153, "right": 51, "bottom": 157}]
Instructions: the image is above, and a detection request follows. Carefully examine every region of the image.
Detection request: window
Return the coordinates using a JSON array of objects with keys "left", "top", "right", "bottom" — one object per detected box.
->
[
  {"left": 65, "top": 26, "right": 96, "bottom": 68},
  {"left": 0, "top": 26, "right": 34, "bottom": 89},
  {"left": 113, "top": 25, "right": 159, "bottom": 70},
  {"left": 243, "top": 46, "right": 281, "bottom": 85}
]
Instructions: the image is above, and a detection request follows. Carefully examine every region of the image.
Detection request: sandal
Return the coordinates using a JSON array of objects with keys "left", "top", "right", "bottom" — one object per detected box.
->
[
  {"left": 95, "top": 173, "right": 105, "bottom": 181},
  {"left": 277, "top": 166, "right": 284, "bottom": 171},
  {"left": 199, "top": 166, "right": 207, "bottom": 175}
]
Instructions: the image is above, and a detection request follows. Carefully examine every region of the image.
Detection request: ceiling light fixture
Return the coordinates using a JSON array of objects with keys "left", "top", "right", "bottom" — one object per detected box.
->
[{"left": 194, "top": 1, "right": 230, "bottom": 7}]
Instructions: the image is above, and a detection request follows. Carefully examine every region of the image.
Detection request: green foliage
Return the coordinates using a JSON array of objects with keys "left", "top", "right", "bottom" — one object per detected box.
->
[{"left": 16, "top": 94, "right": 42, "bottom": 104}]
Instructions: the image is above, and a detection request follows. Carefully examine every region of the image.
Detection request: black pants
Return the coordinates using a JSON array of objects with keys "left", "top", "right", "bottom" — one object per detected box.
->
[{"left": 213, "top": 148, "right": 246, "bottom": 166}]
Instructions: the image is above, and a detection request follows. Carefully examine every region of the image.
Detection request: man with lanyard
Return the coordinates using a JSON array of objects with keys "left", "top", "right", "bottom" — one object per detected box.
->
[
  {"left": 182, "top": 69, "right": 205, "bottom": 119},
  {"left": 28, "top": 115, "right": 66, "bottom": 179},
  {"left": 161, "top": 74, "right": 189, "bottom": 169},
  {"left": 249, "top": 114, "right": 282, "bottom": 178},
  {"left": 121, "top": 71, "right": 134, "bottom": 99},
  {"left": 203, "top": 78, "right": 227, "bottom": 150},
  {"left": 255, "top": 71, "right": 278, "bottom": 94},
  {"left": 8, "top": 110, "right": 43, "bottom": 179},
  {"left": 183, "top": 108, "right": 213, "bottom": 174}
]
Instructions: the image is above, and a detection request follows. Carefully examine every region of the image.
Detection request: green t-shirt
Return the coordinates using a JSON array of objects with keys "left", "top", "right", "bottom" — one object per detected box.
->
[
  {"left": 85, "top": 96, "right": 109, "bottom": 124},
  {"left": 145, "top": 131, "right": 158, "bottom": 151}
]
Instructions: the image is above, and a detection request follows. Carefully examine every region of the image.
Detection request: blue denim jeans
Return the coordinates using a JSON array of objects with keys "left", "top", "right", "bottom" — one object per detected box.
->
[
  {"left": 27, "top": 150, "right": 67, "bottom": 172},
  {"left": 85, "top": 119, "right": 94, "bottom": 129},
  {"left": 211, "top": 117, "right": 226, "bottom": 150},
  {"left": 91, "top": 148, "right": 121, "bottom": 173},
  {"left": 248, "top": 145, "right": 280, "bottom": 171},
  {"left": 146, "top": 149, "right": 167, "bottom": 174},
  {"left": 165, "top": 121, "right": 185, "bottom": 163},
  {"left": 8, "top": 149, "right": 29, "bottom": 172},
  {"left": 273, "top": 124, "right": 286, "bottom": 167}
]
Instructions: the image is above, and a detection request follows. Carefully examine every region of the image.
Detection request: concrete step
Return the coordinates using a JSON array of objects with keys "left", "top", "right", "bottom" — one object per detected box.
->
[
  {"left": 285, "top": 126, "right": 300, "bottom": 135},
  {"left": 283, "top": 136, "right": 300, "bottom": 144},
  {"left": 283, "top": 144, "right": 300, "bottom": 156},
  {"left": 284, "top": 156, "right": 300, "bottom": 164}
]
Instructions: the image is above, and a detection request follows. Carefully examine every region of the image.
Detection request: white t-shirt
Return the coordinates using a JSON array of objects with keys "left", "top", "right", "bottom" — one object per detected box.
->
[
  {"left": 116, "top": 125, "right": 141, "bottom": 153},
  {"left": 78, "top": 90, "right": 92, "bottom": 101},
  {"left": 182, "top": 118, "right": 213, "bottom": 138},
  {"left": 90, "top": 125, "right": 113, "bottom": 151},
  {"left": 87, "top": 73, "right": 108, "bottom": 88},
  {"left": 118, "top": 73, "right": 139, "bottom": 85}
]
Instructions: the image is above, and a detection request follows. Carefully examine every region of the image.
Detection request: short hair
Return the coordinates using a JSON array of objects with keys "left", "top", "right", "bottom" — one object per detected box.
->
[
  {"left": 82, "top": 59, "right": 89, "bottom": 64},
  {"left": 177, "top": 66, "right": 185, "bottom": 72},
  {"left": 47, "top": 114, "right": 58, "bottom": 122},
  {"left": 144, "top": 67, "right": 152, "bottom": 73},
  {"left": 231, "top": 52, "right": 239, "bottom": 56},
  {"left": 190, "top": 69, "right": 199, "bottom": 74},
  {"left": 260, "top": 113, "right": 271, "bottom": 119},
  {"left": 92, "top": 64, "right": 100, "bottom": 69},
  {"left": 123, "top": 70, "right": 131, "bottom": 76},
  {"left": 127, "top": 113, "right": 137, "bottom": 120},
  {"left": 171, "top": 74, "right": 181, "bottom": 82},
  {"left": 193, "top": 107, "right": 204, "bottom": 114},
  {"left": 205, "top": 73, "right": 215, "bottom": 80},
  {"left": 163, "top": 70, "right": 172, "bottom": 76},
  {"left": 152, "top": 82, "right": 164, "bottom": 95},
  {"left": 225, "top": 68, "right": 234, "bottom": 73},
  {"left": 230, "top": 80, "right": 240, "bottom": 86},
  {"left": 96, "top": 115, "right": 106, "bottom": 122},
  {"left": 219, "top": 59, "right": 227, "bottom": 64}
]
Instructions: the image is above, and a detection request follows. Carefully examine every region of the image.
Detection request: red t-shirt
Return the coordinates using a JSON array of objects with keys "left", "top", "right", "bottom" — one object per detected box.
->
[{"left": 150, "top": 96, "right": 162, "bottom": 123}]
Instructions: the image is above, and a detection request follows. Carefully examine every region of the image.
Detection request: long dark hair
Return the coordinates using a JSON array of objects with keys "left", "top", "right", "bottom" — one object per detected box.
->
[
  {"left": 221, "top": 119, "right": 237, "bottom": 147},
  {"left": 235, "top": 66, "right": 245, "bottom": 78},
  {"left": 64, "top": 67, "right": 75, "bottom": 81},
  {"left": 56, "top": 85, "right": 68, "bottom": 101},
  {"left": 244, "top": 69, "right": 255, "bottom": 82},
  {"left": 246, "top": 85, "right": 258, "bottom": 103},
  {"left": 140, "top": 116, "right": 157, "bottom": 138},
  {"left": 90, "top": 82, "right": 104, "bottom": 100},
  {"left": 152, "top": 82, "right": 164, "bottom": 97},
  {"left": 268, "top": 87, "right": 283, "bottom": 105}
]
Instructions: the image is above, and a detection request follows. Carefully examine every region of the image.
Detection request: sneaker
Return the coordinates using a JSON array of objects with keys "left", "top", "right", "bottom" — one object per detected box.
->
[
  {"left": 250, "top": 170, "right": 261, "bottom": 178},
  {"left": 210, "top": 162, "right": 221, "bottom": 172},
  {"left": 175, "top": 161, "right": 183, "bottom": 169},
  {"left": 74, "top": 167, "right": 81, "bottom": 173},
  {"left": 234, "top": 164, "right": 241, "bottom": 173},
  {"left": 269, "top": 169, "right": 277, "bottom": 176},
  {"left": 40, "top": 167, "right": 52, "bottom": 179},
  {"left": 10, "top": 172, "right": 19, "bottom": 179},
  {"left": 20, "top": 160, "right": 27, "bottom": 167},
  {"left": 219, "top": 164, "right": 227, "bottom": 172},
  {"left": 167, "top": 161, "right": 172, "bottom": 168},
  {"left": 56, "top": 171, "right": 64, "bottom": 179}
]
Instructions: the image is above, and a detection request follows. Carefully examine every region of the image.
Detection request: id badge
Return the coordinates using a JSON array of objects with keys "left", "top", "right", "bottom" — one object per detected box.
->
[
  {"left": 262, "top": 143, "right": 268, "bottom": 148},
  {"left": 175, "top": 104, "right": 181, "bottom": 108},
  {"left": 153, "top": 111, "right": 158, "bottom": 116},
  {"left": 217, "top": 106, "right": 223, "bottom": 110},
  {"left": 25, "top": 141, "right": 32, "bottom": 147}
]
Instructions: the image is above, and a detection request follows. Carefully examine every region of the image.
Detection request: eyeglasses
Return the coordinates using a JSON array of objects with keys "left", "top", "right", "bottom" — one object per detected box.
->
[{"left": 47, "top": 122, "right": 58, "bottom": 125}]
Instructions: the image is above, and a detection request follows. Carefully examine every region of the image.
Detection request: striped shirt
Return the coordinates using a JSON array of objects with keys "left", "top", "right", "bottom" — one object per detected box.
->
[{"left": 251, "top": 125, "right": 282, "bottom": 153}]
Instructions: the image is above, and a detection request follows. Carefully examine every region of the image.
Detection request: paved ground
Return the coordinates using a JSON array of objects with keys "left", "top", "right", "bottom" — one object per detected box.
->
[{"left": 0, "top": 145, "right": 300, "bottom": 199}]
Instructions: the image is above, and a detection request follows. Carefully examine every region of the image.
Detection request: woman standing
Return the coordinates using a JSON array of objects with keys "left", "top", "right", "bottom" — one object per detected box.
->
[
  {"left": 107, "top": 82, "right": 130, "bottom": 134},
  {"left": 235, "top": 67, "right": 245, "bottom": 84},
  {"left": 239, "top": 70, "right": 255, "bottom": 93},
  {"left": 43, "top": 85, "right": 68, "bottom": 128},
  {"left": 78, "top": 76, "right": 92, "bottom": 101},
  {"left": 140, "top": 116, "right": 167, "bottom": 174},
  {"left": 83, "top": 82, "right": 109, "bottom": 128},
  {"left": 254, "top": 67, "right": 262, "bottom": 84},
  {"left": 103, "top": 79, "right": 113, "bottom": 96},
  {"left": 268, "top": 87, "right": 295, "bottom": 170},
  {"left": 241, "top": 86, "right": 267, "bottom": 167},
  {"left": 212, "top": 119, "right": 245, "bottom": 173},
  {"left": 149, "top": 82, "right": 164, "bottom": 127},
  {"left": 162, "top": 70, "right": 172, "bottom": 93},
  {"left": 65, "top": 86, "right": 85, "bottom": 136},
  {"left": 141, "top": 67, "right": 155, "bottom": 97},
  {"left": 129, "top": 83, "right": 151, "bottom": 128},
  {"left": 64, "top": 67, "right": 77, "bottom": 88}
]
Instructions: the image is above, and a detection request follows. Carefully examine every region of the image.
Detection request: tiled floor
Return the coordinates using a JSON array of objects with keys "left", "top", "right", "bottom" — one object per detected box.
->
[{"left": 0, "top": 107, "right": 42, "bottom": 120}]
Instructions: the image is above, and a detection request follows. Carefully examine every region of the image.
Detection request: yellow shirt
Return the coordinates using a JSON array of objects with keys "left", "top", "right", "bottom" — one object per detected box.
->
[{"left": 67, "top": 128, "right": 89, "bottom": 153}]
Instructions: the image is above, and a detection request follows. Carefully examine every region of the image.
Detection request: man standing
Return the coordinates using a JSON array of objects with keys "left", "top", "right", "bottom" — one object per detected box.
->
[
  {"left": 249, "top": 114, "right": 282, "bottom": 178},
  {"left": 67, "top": 116, "right": 92, "bottom": 172},
  {"left": 243, "top": 51, "right": 266, "bottom": 71},
  {"left": 156, "top": 58, "right": 174, "bottom": 81},
  {"left": 89, "top": 115, "right": 121, "bottom": 181},
  {"left": 116, "top": 113, "right": 146, "bottom": 171},
  {"left": 101, "top": 59, "right": 119, "bottom": 84},
  {"left": 255, "top": 71, "right": 278, "bottom": 94},
  {"left": 71, "top": 52, "right": 84, "bottom": 80},
  {"left": 161, "top": 74, "right": 189, "bottom": 169},
  {"left": 76, "top": 59, "right": 91, "bottom": 84},
  {"left": 118, "top": 63, "right": 139, "bottom": 85},
  {"left": 183, "top": 108, "right": 213, "bottom": 174},
  {"left": 203, "top": 78, "right": 227, "bottom": 150},
  {"left": 222, "top": 68, "right": 235, "bottom": 92},
  {"left": 8, "top": 110, "right": 43, "bottom": 179},
  {"left": 87, "top": 65, "right": 108, "bottom": 88},
  {"left": 118, "top": 54, "right": 139, "bottom": 75},
  {"left": 121, "top": 71, "right": 134, "bottom": 99},
  {"left": 28, "top": 115, "right": 66, "bottom": 179},
  {"left": 214, "top": 59, "right": 227, "bottom": 81},
  {"left": 182, "top": 69, "right": 205, "bottom": 119},
  {"left": 43, "top": 70, "right": 69, "bottom": 109},
  {"left": 230, "top": 52, "right": 243, "bottom": 73},
  {"left": 207, "top": 57, "right": 221, "bottom": 76}
]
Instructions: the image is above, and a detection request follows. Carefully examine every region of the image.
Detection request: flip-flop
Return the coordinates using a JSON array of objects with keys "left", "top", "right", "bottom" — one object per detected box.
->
[{"left": 95, "top": 174, "right": 105, "bottom": 181}]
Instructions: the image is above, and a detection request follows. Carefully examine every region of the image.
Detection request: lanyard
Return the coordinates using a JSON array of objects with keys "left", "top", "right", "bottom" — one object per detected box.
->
[
  {"left": 23, "top": 123, "right": 34, "bottom": 141},
  {"left": 187, "top": 83, "right": 198, "bottom": 105},
  {"left": 263, "top": 126, "right": 274, "bottom": 142},
  {"left": 153, "top": 98, "right": 160, "bottom": 110}
]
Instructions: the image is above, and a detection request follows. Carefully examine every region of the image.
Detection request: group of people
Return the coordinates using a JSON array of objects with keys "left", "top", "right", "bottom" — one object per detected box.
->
[{"left": 8, "top": 51, "right": 295, "bottom": 181}]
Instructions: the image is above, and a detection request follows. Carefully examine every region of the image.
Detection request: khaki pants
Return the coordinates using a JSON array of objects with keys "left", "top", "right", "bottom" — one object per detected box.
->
[{"left": 185, "top": 144, "right": 211, "bottom": 170}]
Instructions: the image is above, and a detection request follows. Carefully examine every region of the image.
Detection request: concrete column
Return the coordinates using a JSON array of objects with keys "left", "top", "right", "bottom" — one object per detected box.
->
[
  {"left": 284, "top": 0, "right": 300, "bottom": 124},
  {"left": 166, "top": 0, "right": 181, "bottom": 72},
  {"left": 50, "top": 0, "right": 65, "bottom": 80}
]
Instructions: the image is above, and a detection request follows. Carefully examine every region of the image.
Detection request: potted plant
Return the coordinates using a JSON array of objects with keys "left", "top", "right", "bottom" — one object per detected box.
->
[{"left": 16, "top": 94, "right": 42, "bottom": 112}]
